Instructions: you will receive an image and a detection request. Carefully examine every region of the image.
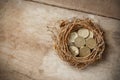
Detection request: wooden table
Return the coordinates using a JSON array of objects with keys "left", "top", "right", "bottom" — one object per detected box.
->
[{"left": 0, "top": 0, "right": 120, "bottom": 80}]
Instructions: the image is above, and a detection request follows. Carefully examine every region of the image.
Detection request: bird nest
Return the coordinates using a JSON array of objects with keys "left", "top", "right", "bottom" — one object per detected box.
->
[{"left": 49, "top": 18, "right": 105, "bottom": 69}]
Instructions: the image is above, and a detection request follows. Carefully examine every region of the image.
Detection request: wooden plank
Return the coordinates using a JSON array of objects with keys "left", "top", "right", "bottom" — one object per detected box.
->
[
  {"left": 0, "top": 0, "right": 120, "bottom": 80},
  {"left": 32, "top": 0, "right": 120, "bottom": 20}
]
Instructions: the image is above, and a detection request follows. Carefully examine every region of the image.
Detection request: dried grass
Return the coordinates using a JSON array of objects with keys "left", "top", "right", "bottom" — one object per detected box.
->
[{"left": 48, "top": 18, "right": 105, "bottom": 69}]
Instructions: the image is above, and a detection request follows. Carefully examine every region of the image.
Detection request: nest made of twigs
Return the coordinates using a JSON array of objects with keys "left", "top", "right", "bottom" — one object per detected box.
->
[{"left": 49, "top": 18, "right": 105, "bottom": 69}]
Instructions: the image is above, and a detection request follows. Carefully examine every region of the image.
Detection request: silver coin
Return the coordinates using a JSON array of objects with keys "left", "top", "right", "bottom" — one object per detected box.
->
[
  {"left": 69, "top": 45, "right": 79, "bottom": 56},
  {"left": 74, "top": 37, "right": 85, "bottom": 47},
  {"left": 68, "top": 32, "right": 78, "bottom": 43},
  {"left": 87, "top": 31, "right": 94, "bottom": 39},
  {"left": 78, "top": 28, "right": 90, "bottom": 38}
]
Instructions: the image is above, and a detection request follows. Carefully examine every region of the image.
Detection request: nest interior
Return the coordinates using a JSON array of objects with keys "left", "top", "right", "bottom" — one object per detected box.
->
[{"left": 50, "top": 18, "right": 105, "bottom": 69}]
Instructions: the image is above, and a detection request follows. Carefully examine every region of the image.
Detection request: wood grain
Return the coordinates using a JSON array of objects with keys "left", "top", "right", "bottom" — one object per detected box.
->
[
  {"left": 0, "top": 0, "right": 120, "bottom": 80},
  {"left": 32, "top": 0, "right": 120, "bottom": 20}
]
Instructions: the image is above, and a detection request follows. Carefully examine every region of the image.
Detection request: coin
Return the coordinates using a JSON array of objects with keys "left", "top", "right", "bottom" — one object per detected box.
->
[
  {"left": 69, "top": 32, "right": 78, "bottom": 43},
  {"left": 80, "top": 46, "right": 91, "bottom": 57},
  {"left": 86, "top": 38, "right": 96, "bottom": 49},
  {"left": 78, "top": 28, "right": 89, "bottom": 38},
  {"left": 87, "top": 31, "right": 94, "bottom": 39},
  {"left": 74, "top": 37, "right": 85, "bottom": 47},
  {"left": 69, "top": 46, "right": 79, "bottom": 56}
]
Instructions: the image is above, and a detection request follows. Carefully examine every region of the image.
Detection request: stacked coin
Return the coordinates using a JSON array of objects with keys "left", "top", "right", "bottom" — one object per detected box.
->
[{"left": 68, "top": 28, "right": 96, "bottom": 57}]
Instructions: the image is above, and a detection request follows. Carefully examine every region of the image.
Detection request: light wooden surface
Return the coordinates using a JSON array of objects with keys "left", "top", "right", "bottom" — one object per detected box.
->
[
  {"left": 0, "top": 0, "right": 120, "bottom": 80},
  {"left": 33, "top": 0, "right": 120, "bottom": 20}
]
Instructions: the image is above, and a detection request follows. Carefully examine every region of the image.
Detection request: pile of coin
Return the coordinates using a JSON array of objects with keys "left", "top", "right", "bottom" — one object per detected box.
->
[{"left": 68, "top": 28, "right": 96, "bottom": 57}]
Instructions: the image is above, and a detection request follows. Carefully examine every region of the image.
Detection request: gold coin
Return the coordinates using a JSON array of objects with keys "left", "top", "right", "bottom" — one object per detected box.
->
[
  {"left": 74, "top": 37, "right": 85, "bottom": 47},
  {"left": 80, "top": 46, "right": 91, "bottom": 57},
  {"left": 86, "top": 38, "right": 96, "bottom": 49},
  {"left": 87, "top": 31, "right": 94, "bottom": 39},
  {"left": 78, "top": 28, "right": 89, "bottom": 38},
  {"left": 69, "top": 46, "right": 79, "bottom": 56},
  {"left": 69, "top": 32, "right": 78, "bottom": 43}
]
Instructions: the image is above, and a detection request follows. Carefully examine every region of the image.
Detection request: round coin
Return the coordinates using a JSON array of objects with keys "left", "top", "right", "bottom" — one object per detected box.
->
[
  {"left": 69, "top": 46, "right": 79, "bottom": 56},
  {"left": 87, "top": 31, "right": 94, "bottom": 39},
  {"left": 78, "top": 28, "right": 89, "bottom": 38},
  {"left": 74, "top": 37, "right": 85, "bottom": 47},
  {"left": 80, "top": 46, "right": 91, "bottom": 57},
  {"left": 69, "top": 32, "right": 78, "bottom": 43},
  {"left": 86, "top": 38, "right": 96, "bottom": 49}
]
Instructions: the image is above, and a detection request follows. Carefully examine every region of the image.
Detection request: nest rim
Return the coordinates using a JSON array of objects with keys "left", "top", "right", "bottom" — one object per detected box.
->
[{"left": 52, "top": 18, "right": 105, "bottom": 69}]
